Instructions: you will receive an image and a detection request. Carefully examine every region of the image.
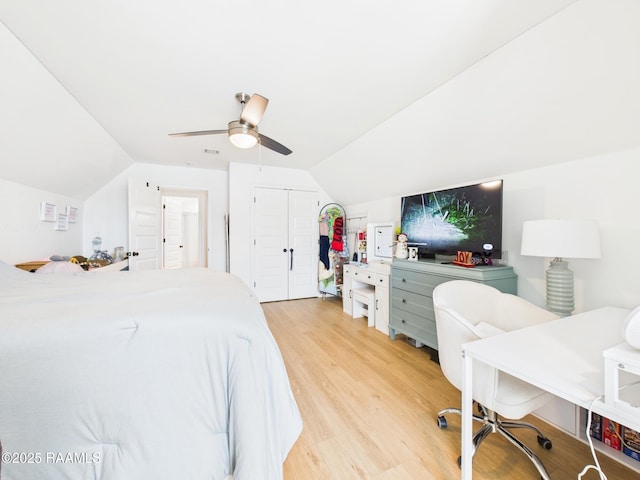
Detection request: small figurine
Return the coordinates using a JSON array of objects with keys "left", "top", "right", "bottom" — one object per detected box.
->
[{"left": 396, "top": 233, "right": 409, "bottom": 259}]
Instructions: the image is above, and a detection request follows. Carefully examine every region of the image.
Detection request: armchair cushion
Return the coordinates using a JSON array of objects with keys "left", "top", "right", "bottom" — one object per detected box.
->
[{"left": 472, "top": 322, "right": 505, "bottom": 339}]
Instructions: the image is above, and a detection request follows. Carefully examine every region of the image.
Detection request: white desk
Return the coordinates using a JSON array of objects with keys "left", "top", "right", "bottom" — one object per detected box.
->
[{"left": 461, "top": 306, "right": 636, "bottom": 479}]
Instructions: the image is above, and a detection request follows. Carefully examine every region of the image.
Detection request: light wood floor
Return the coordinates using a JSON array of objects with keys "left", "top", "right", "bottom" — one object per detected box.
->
[{"left": 263, "top": 297, "right": 637, "bottom": 480}]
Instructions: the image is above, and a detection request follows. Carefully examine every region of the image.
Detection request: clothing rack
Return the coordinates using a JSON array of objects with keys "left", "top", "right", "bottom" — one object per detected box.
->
[
  {"left": 345, "top": 214, "right": 368, "bottom": 263},
  {"left": 318, "top": 203, "right": 348, "bottom": 297},
  {"left": 346, "top": 214, "right": 368, "bottom": 235}
]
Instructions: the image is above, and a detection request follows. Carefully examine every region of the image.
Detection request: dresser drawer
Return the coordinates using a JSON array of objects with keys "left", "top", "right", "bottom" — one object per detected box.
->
[
  {"left": 391, "top": 269, "right": 451, "bottom": 296},
  {"left": 371, "top": 272, "right": 389, "bottom": 287},
  {"left": 345, "top": 266, "right": 390, "bottom": 287},
  {"left": 391, "top": 288, "right": 432, "bottom": 318},
  {"left": 391, "top": 305, "right": 436, "bottom": 331},
  {"left": 362, "top": 271, "right": 389, "bottom": 287},
  {"left": 389, "top": 310, "right": 438, "bottom": 350}
]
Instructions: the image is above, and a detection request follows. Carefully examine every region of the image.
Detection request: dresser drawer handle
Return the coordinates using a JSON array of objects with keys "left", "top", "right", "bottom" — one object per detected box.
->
[
  {"left": 401, "top": 319, "right": 406, "bottom": 324},
  {"left": 401, "top": 278, "right": 406, "bottom": 282},
  {"left": 402, "top": 298, "right": 406, "bottom": 303}
]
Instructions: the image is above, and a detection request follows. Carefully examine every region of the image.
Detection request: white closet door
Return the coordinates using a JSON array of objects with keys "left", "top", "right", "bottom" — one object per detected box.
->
[
  {"left": 254, "top": 188, "right": 289, "bottom": 302},
  {"left": 288, "top": 190, "right": 319, "bottom": 299},
  {"left": 253, "top": 187, "right": 318, "bottom": 302}
]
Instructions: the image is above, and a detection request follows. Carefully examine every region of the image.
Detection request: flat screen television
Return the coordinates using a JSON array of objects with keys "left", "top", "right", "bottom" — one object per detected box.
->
[{"left": 400, "top": 180, "right": 503, "bottom": 260}]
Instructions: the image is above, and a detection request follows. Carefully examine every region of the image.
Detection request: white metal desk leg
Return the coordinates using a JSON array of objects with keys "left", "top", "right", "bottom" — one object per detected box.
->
[{"left": 461, "top": 348, "right": 473, "bottom": 480}]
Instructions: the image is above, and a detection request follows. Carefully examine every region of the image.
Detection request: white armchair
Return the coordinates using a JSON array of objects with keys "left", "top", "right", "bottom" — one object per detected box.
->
[{"left": 433, "top": 280, "right": 559, "bottom": 479}]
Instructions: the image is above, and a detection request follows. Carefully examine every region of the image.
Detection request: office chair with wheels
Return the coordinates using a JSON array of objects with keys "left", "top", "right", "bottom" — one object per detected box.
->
[{"left": 433, "top": 280, "right": 559, "bottom": 479}]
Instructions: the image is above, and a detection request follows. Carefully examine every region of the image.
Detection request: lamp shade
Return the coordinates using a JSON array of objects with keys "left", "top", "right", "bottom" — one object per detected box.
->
[
  {"left": 520, "top": 219, "right": 601, "bottom": 259},
  {"left": 228, "top": 120, "right": 259, "bottom": 149}
]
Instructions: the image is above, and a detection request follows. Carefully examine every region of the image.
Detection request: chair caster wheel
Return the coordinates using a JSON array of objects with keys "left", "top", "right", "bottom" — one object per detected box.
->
[
  {"left": 537, "top": 435, "right": 552, "bottom": 450},
  {"left": 437, "top": 416, "right": 447, "bottom": 428},
  {"left": 457, "top": 456, "right": 462, "bottom": 468}
]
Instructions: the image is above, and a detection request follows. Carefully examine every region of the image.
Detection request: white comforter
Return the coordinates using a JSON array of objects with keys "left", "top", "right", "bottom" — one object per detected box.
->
[{"left": 0, "top": 263, "right": 302, "bottom": 480}]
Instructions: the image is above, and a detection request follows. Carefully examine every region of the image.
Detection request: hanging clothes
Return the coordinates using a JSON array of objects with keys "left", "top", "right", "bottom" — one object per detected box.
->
[
  {"left": 331, "top": 216, "right": 344, "bottom": 251},
  {"left": 319, "top": 214, "right": 331, "bottom": 269},
  {"left": 319, "top": 236, "right": 330, "bottom": 269},
  {"left": 318, "top": 203, "right": 348, "bottom": 297}
]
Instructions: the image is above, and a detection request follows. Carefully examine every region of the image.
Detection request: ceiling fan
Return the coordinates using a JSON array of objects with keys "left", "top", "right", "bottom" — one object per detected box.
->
[{"left": 169, "top": 92, "right": 292, "bottom": 155}]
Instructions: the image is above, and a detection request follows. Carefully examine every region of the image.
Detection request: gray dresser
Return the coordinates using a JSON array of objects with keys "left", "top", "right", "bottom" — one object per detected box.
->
[{"left": 389, "top": 260, "right": 517, "bottom": 351}]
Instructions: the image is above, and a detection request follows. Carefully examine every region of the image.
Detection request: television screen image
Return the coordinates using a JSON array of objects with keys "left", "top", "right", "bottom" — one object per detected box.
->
[{"left": 400, "top": 180, "right": 503, "bottom": 259}]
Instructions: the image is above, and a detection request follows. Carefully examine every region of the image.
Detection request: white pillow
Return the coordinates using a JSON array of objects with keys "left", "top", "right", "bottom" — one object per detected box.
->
[{"left": 35, "top": 261, "right": 85, "bottom": 274}]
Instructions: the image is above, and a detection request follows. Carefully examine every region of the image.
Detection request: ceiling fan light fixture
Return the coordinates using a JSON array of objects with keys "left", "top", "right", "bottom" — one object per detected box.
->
[
  {"left": 228, "top": 121, "right": 259, "bottom": 149},
  {"left": 169, "top": 93, "right": 290, "bottom": 155}
]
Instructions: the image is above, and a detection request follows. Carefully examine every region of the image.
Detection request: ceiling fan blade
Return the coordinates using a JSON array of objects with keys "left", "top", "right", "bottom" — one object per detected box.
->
[
  {"left": 240, "top": 94, "right": 269, "bottom": 127},
  {"left": 169, "top": 129, "right": 227, "bottom": 137},
  {"left": 259, "top": 133, "right": 292, "bottom": 155}
]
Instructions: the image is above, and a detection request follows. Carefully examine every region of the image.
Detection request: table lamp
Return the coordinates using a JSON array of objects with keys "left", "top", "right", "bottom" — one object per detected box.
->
[{"left": 521, "top": 219, "right": 601, "bottom": 316}]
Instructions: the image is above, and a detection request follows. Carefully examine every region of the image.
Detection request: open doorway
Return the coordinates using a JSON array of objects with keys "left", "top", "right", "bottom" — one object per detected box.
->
[{"left": 161, "top": 188, "right": 208, "bottom": 269}]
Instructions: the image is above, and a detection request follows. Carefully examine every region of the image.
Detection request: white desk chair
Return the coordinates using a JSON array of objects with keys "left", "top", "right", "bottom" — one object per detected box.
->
[{"left": 433, "top": 280, "right": 559, "bottom": 479}]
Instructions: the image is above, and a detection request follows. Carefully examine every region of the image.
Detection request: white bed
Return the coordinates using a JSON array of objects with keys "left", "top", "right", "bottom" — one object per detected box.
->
[{"left": 0, "top": 262, "right": 302, "bottom": 480}]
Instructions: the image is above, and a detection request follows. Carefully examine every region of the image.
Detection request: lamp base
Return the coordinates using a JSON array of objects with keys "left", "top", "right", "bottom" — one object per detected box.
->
[{"left": 546, "top": 258, "right": 574, "bottom": 317}]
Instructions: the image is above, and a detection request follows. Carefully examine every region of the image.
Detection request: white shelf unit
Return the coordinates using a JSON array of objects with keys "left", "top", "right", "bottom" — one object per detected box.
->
[
  {"left": 574, "top": 342, "right": 640, "bottom": 473},
  {"left": 577, "top": 404, "right": 640, "bottom": 474}
]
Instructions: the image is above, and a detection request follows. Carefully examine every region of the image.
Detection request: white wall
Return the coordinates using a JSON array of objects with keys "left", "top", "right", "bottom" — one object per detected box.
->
[
  {"left": 3, "top": 148, "right": 637, "bottom": 316},
  {"left": 228, "top": 162, "right": 331, "bottom": 289},
  {"left": 4, "top": 161, "right": 328, "bottom": 277},
  {"left": 82, "top": 163, "right": 228, "bottom": 271},
  {"left": 345, "top": 149, "right": 640, "bottom": 313},
  {"left": 311, "top": 0, "right": 640, "bottom": 207},
  {"left": 507, "top": 151, "right": 639, "bottom": 311},
  {"left": 0, "top": 178, "right": 83, "bottom": 264}
]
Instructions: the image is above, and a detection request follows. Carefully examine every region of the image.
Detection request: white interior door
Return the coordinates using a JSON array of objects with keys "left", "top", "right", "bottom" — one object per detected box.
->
[
  {"left": 182, "top": 211, "right": 199, "bottom": 267},
  {"left": 254, "top": 188, "right": 289, "bottom": 302},
  {"left": 128, "top": 178, "right": 162, "bottom": 270},
  {"left": 162, "top": 196, "right": 183, "bottom": 269},
  {"left": 288, "top": 190, "right": 320, "bottom": 299},
  {"left": 253, "top": 187, "right": 318, "bottom": 302}
]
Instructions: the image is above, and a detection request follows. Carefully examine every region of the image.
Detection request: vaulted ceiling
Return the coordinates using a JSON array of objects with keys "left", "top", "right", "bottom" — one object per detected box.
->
[{"left": 1, "top": 1, "right": 638, "bottom": 203}]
